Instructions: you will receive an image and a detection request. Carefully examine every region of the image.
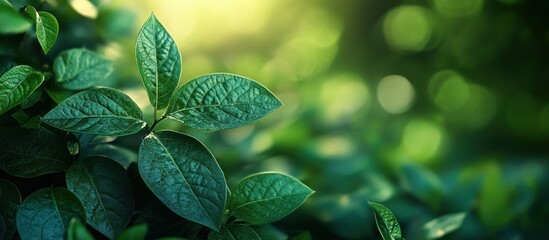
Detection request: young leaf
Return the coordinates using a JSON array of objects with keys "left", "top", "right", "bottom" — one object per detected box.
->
[
  {"left": 0, "top": 178, "right": 21, "bottom": 240},
  {"left": 16, "top": 187, "right": 86, "bottom": 240},
  {"left": 42, "top": 88, "right": 146, "bottom": 136},
  {"left": 0, "top": 127, "right": 72, "bottom": 178},
  {"left": 67, "top": 218, "right": 95, "bottom": 240},
  {"left": 166, "top": 73, "right": 282, "bottom": 131},
  {"left": 208, "top": 224, "right": 285, "bottom": 240},
  {"left": 138, "top": 130, "right": 226, "bottom": 230},
  {"left": 25, "top": 6, "right": 59, "bottom": 54},
  {"left": 53, "top": 48, "right": 113, "bottom": 90},
  {"left": 0, "top": 65, "right": 44, "bottom": 115},
  {"left": 66, "top": 157, "right": 134, "bottom": 239},
  {"left": 135, "top": 12, "right": 181, "bottom": 110},
  {"left": 420, "top": 212, "right": 466, "bottom": 240},
  {"left": 228, "top": 172, "right": 313, "bottom": 225},
  {"left": 0, "top": 5, "right": 32, "bottom": 34},
  {"left": 368, "top": 202, "right": 402, "bottom": 240},
  {"left": 117, "top": 224, "right": 148, "bottom": 240}
]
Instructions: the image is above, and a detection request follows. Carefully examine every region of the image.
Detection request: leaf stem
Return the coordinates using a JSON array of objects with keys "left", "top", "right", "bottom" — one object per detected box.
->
[{"left": 150, "top": 115, "right": 166, "bottom": 131}]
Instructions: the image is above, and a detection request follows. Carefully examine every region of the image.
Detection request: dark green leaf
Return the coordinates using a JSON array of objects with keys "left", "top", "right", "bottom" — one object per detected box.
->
[
  {"left": 209, "top": 224, "right": 285, "bottom": 240},
  {"left": 228, "top": 172, "right": 314, "bottom": 225},
  {"left": 0, "top": 127, "right": 72, "bottom": 178},
  {"left": 0, "top": 65, "right": 44, "bottom": 115},
  {"left": 25, "top": 6, "right": 59, "bottom": 54},
  {"left": 134, "top": 202, "right": 201, "bottom": 239},
  {"left": 401, "top": 164, "right": 444, "bottom": 208},
  {"left": 67, "top": 218, "right": 94, "bottom": 240},
  {"left": 66, "top": 157, "right": 134, "bottom": 239},
  {"left": 0, "top": 5, "right": 32, "bottom": 34},
  {"left": 138, "top": 130, "right": 226, "bottom": 230},
  {"left": 42, "top": 88, "right": 146, "bottom": 136},
  {"left": 135, "top": 12, "right": 180, "bottom": 110},
  {"left": 117, "top": 224, "right": 147, "bottom": 240},
  {"left": 368, "top": 202, "right": 402, "bottom": 240},
  {"left": 290, "top": 231, "right": 312, "bottom": 240},
  {"left": 44, "top": 87, "right": 76, "bottom": 104},
  {"left": 0, "top": 178, "right": 21, "bottom": 239},
  {"left": 82, "top": 144, "right": 136, "bottom": 169},
  {"left": 16, "top": 187, "right": 86, "bottom": 240},
  {"left": 420, "top": 213, "right": 466, "bottom": 240},
  {"left": 20, "top": 88, "right": 42, "bottom": 109},
  {"left": 21, "top": 115, "right": 42, "bottom": 129},
  {"left": 166, "top": 73, "right": 282, "bottom": 131},
  {"left": 53, "top": 48, "right": 113, "bottom": 90},
  {"left": 0, "top": 213, "right": 6, "bottom": 240}
]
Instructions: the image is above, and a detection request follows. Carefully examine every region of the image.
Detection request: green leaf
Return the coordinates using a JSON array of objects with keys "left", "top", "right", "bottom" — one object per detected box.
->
[
  {"left": 134, "top": 202, "right": 202, "bottom": 239},
  {"left": 420, "top": 213, "right": 466, "bottom": 240},
  {"left": 42, "top": 88, "right": 146, "bottom": 136},
  {"left": 368, "top": 202, "right": 402, "bottom": 240},
  {"left": 138, "top": 130, "right": 226, "bottom": 230},
  {"left": 0, "top": 127, "right": 72, "bottom": 178},
  {"left": 16, "top": 187, "right": 86, "bottom": 240},
  {"left": 166, "top": 73, "right": 282, "bottom": 131},
  {"left": 0, "top": 5, "right": 32, "bottom": 34},
  {"left": 0, "top": 178, "right": 21, "bottom": 240},
  {"left": 0, "top": 65, "right": 44, "bottom": 115},
  {"left": 117, "top": 224, "right": 147, "bottom": 240},
  {"left": 67, "top": 218, "right": 95, "bottom": 240},
  {"left": 53, "top": 48, "right": 113, "bottom": 90},
  {"left": 135, "top": 12, "right": 180, "bottom": 110},
  {"left": 66, "top": 157, "right": 134, "bottom": 239},
  {"left": 20, "top": 88, "right": 42, "bottom": 109},
  {"left": 208, "top": 224, "right": 285, "bottom": 240},
  {"left": 228, "top": 172, "right": 314, "bottom": 225},
  {"left": 44, "top": 87, "right": 76, "bottom": 104},
  {"left": 25, "top": 6, "right": 59, "bottom": 54}
]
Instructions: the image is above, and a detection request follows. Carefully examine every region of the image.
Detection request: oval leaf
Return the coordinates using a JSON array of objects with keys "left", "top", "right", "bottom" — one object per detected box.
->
[
  {"left": 138, "top": 130, "right": 226, "bottom": 230},
  {"left": 42, "top": 88, "right": 146, "bottom": 136},
  {"left": 368, "top": 202, "right": 402, "bottom": 240},
  {"left": 228, "top": 172, "right": 314, "bottom": 225},
  {"left": 421, "top": 212, "right": 466, "bottom": 240},
  {"left": 117, "top": 224, "right": 147, "bottom": 240},
  {"left": 16, "top": 187, "right": 86, "bottom": 240},
  {"left": 25, "top": 6, "right": 58, "bottom": 54},
  {"left": 66, "top": 157, "right": 134, "bottom": 239},
  {"left": 0, "top": 127, "right": 71, "bottom": 178},
  {"left": 135, "top": 12, "right": 181, "bottom": 110},
  {"left": 67, "top": 219, "right": 94, "bottom": 240},
  {"left": 0, "top": 178, "right": 21, "bottom": 239},
  {"left": 166, "top": 73, "right": 282, "bottom": 131},
  {"left": 0, "top": 65, "right": 44, "bottom": 115},
  {"left": 53, "top": 48, "right": 113, "bottom": 90},
  {"left": 0, "top": 5, "right": 32, "bottom": 34}
]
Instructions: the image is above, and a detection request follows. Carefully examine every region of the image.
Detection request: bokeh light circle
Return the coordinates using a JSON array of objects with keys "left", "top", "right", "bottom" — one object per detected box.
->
[
  {"left": 377, "top": 75, "right": 415, "bottom": 114},
  {"left": 383, "top": 5, "right": 434, "bottom": 52}
]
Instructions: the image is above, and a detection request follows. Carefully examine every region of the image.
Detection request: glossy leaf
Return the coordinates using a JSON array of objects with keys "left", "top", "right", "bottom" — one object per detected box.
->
[
  {"left": 42, "top": 88, "right": 146, "bottom": 136},
  {"left": 368, "top": 202, "right": 402, "bottom": 240},
  {"left": 138, "top": 130, "right": 226, "bottom": 230},
  {"left": 135, "top": 12, "right": 180, "bottom": 110},
  {"left": 420, "top": 213, "right": 466, "bottom": 240},
  {"left": 0, "top": 65, "right": 44, "bottom": 115},
  {"left": 66, "top": 157, "right": 134, "bottom": 239},
  {"left": 25, "top": 6, "right": 58, "bottom": 54},
  {"left": 0, "top": 178, "right": 21, "bottom": 239},
  {"left": 166, "top": 73, "right": 282, "bottom": 131},
  {"left": 53, "top": 48, "right": 113, "bottom": 90},
  {"left": 117, "top": 224, "right": 147, "bottom": 240},
  {"left": 16, "top": 187, "right": 86, "bottom": 240},
  {"left": 67, "top": 219, "right": 94, "bottom": 240},
  {"left": 0, "top": 127, "right": 71, "bottom": 178},
  {"left": 228, "top": 172, "right": 314, "bottom": 225},
  {"left": 0, "top": 5, "right": 32, "bottom": 34},
  {"left": 209, "top": 224, "right": 285, "bottom": 240}
]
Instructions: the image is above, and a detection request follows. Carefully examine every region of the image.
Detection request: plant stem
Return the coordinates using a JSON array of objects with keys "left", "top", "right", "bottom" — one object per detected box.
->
[{"left": 150, "top": 115, "right": 166, "bottom": 131}]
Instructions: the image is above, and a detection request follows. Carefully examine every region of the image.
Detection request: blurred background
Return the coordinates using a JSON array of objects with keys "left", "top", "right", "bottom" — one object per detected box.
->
[{"left": 48, "top": 0, "right": 549, "bottom": 239}]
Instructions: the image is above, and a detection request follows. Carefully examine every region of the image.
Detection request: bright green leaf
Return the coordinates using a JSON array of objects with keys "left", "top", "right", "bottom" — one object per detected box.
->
[
  {"left": 420, "top": 212, "right": 466, "bottom": 240},
  {"left": 368, "top": 202, "right": 402, "bottom": 240},
  {"left": 66, "top": 157, "right": 134, "bottom": 239},
  {"left": 0, "top": 127, "right": 72, "bottom": 178},
  {"left": 117, "top": 224, "right": 147, "bottom": 240},
  {"left": 0, "top": 178, "right": 21, "bottom": 239},
  {"left": 0, "top": 65, "right": 44, "bottom": 115},
  {"left": 16, "top": 187, "right": 86, "bottom": 240},
  {"left": 53, "top": 48, "right": 113, "bottom": 90},
  {"left": 166, "top": 73, "right": 282, "bottom": 131},
  {"left": 25, "top": 6, "right": 59, "bottom": 54},
  {"left": 138, "top": 130, "right": 226, "bottom": 230},
  {"left": 209, "top": 224, "right": 285, "bottom": 240},
  {"left": 135, "top": 12, "right": 180, "bottom": 110},
  {"left": 42, "top": 88, "right": 146, "bottom": 136},
  {"left": 67, "top": 218, "right": 94, "bottom": 240},
  {"left": 0, "top": 5, "right": 32, "bottom": 34},
  {"left": 228, "top": 172, "right": 314, "bottom": 225}
]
